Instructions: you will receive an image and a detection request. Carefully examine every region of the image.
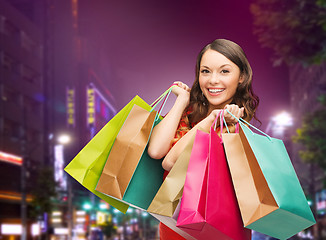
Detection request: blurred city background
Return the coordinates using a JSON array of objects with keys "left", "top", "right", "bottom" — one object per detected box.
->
[{"left": 0, "top": 0, "right": 326, "bottom": 239}]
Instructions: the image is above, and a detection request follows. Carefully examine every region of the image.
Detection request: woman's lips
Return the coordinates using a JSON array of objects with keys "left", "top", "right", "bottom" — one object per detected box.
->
[{"left": 208, "top": 88, "right": 224, "bottom": 95}]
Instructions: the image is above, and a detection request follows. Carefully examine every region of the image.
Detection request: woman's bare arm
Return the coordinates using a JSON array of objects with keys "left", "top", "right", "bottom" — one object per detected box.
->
[
  {"left": 161, "top": 110, "right": 218, "bottom": 171},
  {"left": 161, "top": 105, "right": 245, "bottom": 171},
  {"left": 147, "top": 82, "right": 190, "bottom": 159}
]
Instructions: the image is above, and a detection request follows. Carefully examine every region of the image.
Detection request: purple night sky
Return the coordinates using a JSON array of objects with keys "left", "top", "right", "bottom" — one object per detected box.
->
[{"left": 82, "top": 0, "right": 290, "bottom": 129}]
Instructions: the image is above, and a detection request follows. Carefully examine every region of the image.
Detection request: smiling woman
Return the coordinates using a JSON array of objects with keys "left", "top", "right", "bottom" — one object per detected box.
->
[
  {"left": 147, "top": 39, "right": 259, "bottom": 240},
  {"left": 199, "top": 49, "right": 243, "bottom": 111},
  {"left": 148, "top": 39, "right": 259, "bottom": 169}
]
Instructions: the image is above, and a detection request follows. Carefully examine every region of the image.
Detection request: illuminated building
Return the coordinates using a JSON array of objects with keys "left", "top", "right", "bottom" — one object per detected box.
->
[{"left": 0, "top": 0, "right": 44, "bottom": 239}]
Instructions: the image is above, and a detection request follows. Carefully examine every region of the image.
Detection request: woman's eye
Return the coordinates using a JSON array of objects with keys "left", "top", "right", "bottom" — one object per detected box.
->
[
  {"left": 200, "top": 69, "right": 210, "bottom": 74},
  {"left": 221, "top": 69, "right": 230, "bottom": 74}
]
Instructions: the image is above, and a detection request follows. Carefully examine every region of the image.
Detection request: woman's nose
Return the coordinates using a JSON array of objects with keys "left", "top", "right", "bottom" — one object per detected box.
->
[{"left": 209, "top": 72, "right": 220, "bottom": 85}]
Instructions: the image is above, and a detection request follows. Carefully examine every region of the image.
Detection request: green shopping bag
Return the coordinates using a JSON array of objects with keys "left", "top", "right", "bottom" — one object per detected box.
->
[
  {"left": 224, "top": 110, "right": 315, "bottom": 239},
  {"left": 64, "top": 88, "right": 170, "bottom": 213},
  {"left": 119, "top": 119, "right": 164, "bottom": 210}
]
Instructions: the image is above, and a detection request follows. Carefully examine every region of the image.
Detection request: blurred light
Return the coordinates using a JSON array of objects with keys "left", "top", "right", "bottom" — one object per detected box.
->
[
  {"left": 142, "top": 212, "right": 148, "bottom": 217},
  {"left": 113, "top": 208, "right": 120, "bottom": 214},
  {"left": 97, "top": 212, "right": 106, "bottom": 225},
  {"left": 0, "top": 151, "right": 23, "bottom": 166},
  {"left": 31, "top": 223, "right": 40, "bottom": 236},
  {"left": 272, "top": 112, "right": 293, "bottom": 127},
  {"left": 54, "top": 145, "right": 67, "bottom": 190},
  {"left": 83, "top": 203, "right": 92, "bottom": 210},
  {"left": 52, "top": 211, "right": 62, "bottom": 216},
  {"left": 74, "top": 226, "right": 85, "bottom": 234},
  {"left": 76, "top": 210, "right": 86, "bottom": 216},
  {"left": 1, "top": 224, "right": 22, "bottom": 235},
  {"left": 52, "top": 219, "right": 62, "bottom": 223},
  {"left": 266, "top": 111, "right": 293, "bottom": 137},
  {"left": 54, "top": 228, "right": 68, "bottom": 235},
  {"left": 48, "top": 133, "right": 54, "bottom": 140},
  {"left": 308, "top": 200, "right": 313, "bottom": 206},
  {"left": 58, "top": 134, "right": 71, "bottom": 144},
  {"left": 90, "top": 226, "right": 100, "bottom": 231},
  {"left": 76, "top": 218, "right": 86, "bottom": 223},
  {"left": 130, "top": 218, "right": 138, "bottom": 223},
  {"left": 127, "top": 208, "right": 134, "bottom": 214},
  {"left": 99, "top": 203, "right": 108, "bottom": 210}
]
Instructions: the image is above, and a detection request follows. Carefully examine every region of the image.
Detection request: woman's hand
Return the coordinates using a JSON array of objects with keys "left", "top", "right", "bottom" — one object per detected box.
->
[
  {"left": 199, "top": 104, "right": 244, "bottom": 129},
  {"left": 223, "top": 104, "right": 244, "bottom": 123},
  {"left": 172, "top": 81, "right": 190, "bottom": 107},
  {"left": 172, "top": 81, "right": 190, "bottom": 95}
]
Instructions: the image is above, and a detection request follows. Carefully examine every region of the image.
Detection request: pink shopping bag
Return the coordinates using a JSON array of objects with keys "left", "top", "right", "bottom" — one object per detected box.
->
[{"left": 176, "top": 114, "right": 251, "bottom": 240}]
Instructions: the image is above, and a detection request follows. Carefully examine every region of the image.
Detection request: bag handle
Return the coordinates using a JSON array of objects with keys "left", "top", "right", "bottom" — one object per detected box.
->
[
  {"left": 150, "top": 83, "right": 177, "bottom": 108},
  {"left": 212, "top": 110, "right": 223, "bottom": 130},
  {"left": 222, "top": 114, "right": 239, "bottom": 134},
  {"left": 225, "top": 109, "right": 272, "bottom": 141},
  {"left": 150, "top": 84, "right": 176, "bottom": 120},
  {"left": 211, "top": 110, "right": 228, "bottom": 143}
]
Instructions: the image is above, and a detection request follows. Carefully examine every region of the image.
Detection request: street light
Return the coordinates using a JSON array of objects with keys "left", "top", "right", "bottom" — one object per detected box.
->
[
  {"left": 272, "top": 112, "right": 293, "bottom": 127},
  {"left": 58, "top": 134, "right": 71, "bottom": 145},
  {"left": 83, "top": 203, "right": 92, "bottom": 211},
  {"left": 266, "top": 111, "right": 293, "bottom": 138}
]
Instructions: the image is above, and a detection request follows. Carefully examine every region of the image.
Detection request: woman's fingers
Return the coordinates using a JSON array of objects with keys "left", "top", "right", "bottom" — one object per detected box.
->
[
  {"left": 224, "top": 105, "right": 244, "bottom": 123},
  {"left": 240, "top": 107, "right": 244, "bottom": 118},
  {"left": 173, "top": 81, "right": 190, "bottom": 91},
  {"left": 172, "top": 81, "right": 191, "bottom": 95}
]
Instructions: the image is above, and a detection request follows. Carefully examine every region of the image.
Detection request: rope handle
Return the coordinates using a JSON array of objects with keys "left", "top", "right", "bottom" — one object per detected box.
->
[
  {"left": 212, "top": 110, "right": 223, "bottom": 130},
  {"left": 225, "top": 109, "right": 272, "bottom": 141},
  {"left": 150, "top": 83, "right": 177, "bottom": 108},
  {"left": 150, "top": 84, "right": 177, "bottom": 121}
]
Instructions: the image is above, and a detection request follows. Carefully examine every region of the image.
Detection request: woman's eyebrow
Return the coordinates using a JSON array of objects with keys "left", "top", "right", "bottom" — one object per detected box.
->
[
  {"left": 200, "top": 65, "right": 210, "bottom": 68},
  {"left": 201, "top": 64, "right": 232, "bottom": 69},
  {"left": 220, "top": 64, "right": 232, "bottom": 68}
]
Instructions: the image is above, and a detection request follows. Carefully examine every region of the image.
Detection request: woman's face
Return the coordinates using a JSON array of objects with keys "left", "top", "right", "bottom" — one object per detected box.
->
[{"left": 199, "top": 49, "right": 243, "bottom": 112}]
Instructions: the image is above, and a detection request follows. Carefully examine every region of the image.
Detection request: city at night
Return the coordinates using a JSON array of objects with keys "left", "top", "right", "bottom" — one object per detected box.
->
[{"left": 0, "top": 0, "right": 326, "bottom": 240}]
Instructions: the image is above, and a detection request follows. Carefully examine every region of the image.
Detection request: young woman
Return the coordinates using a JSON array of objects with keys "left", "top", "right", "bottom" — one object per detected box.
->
[{"left": 148, "top": 39, "right": 259, "bottom": 240}]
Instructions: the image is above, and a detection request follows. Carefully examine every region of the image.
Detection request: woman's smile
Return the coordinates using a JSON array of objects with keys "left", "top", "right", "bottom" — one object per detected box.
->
[
  {"left": 199, "top": 49, "right": 243, "bottom": 110},
  {"left": 207, "top": 88, "right": 225, "bottom": 95}
]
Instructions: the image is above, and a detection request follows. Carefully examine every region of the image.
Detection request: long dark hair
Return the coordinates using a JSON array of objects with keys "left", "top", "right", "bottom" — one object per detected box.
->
[{"left": 185, "top": 39, "right": 260, "bottom": 128}]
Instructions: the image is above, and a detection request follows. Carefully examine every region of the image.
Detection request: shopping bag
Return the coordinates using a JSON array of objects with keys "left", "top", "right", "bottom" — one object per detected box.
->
[
  {"left": 64, "top": 88, "right": 170, "bottom": 213},
  {"left": 65, "top": 96, "right": 150, "bottom": 213},
  {"left": 95, "top": 87, "right": 172, "bottom": 210},
  {"left": 222, "top": 110, "right": 316, "bottom": 239},
  {"left": 148, "top": 132, "right": 198, "bottom": 240},
  {"left": 147, "top": 131, "right": 197, "bottom": 216},
  {"left": 176, "top": 115, "right": 251, "bottom": 240}
]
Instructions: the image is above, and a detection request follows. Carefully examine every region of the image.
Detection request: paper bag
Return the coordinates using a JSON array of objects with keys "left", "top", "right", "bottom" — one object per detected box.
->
[
  {"left": 96, "top": 104, "right": 157, "bottom": 199},
  {"left": 148, "top": 132, "right": 198, "bottom": 240},
  {"left": 65, "top": 96, "right": 152, "bottom": 213},
  {"left": 222, "top": 116, "right": 315, "bottom": 239},
  {"left": 176, "top": 127, "right": 251, "bottom": 240},
  {"left": 147, "top": 131, "right": 197, "bottom": 216},
  {"left": 95, "top": 87, "right": 172, "bottom": 210}
]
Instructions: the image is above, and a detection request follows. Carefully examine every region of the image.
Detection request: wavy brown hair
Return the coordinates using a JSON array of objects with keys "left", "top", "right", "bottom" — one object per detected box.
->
[{"left": 182, "top": 39, "right": 260, "bottom": 133}]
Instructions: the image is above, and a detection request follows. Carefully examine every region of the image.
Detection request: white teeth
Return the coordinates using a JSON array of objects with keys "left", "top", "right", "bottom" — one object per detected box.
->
[{"left": 208, "top": 89, "right": 224, "bottom": 93}]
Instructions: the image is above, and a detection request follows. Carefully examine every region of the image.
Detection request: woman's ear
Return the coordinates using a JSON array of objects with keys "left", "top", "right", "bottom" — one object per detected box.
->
[{"left": 239, "top": 75, "right": 245, "bottom": 84}]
